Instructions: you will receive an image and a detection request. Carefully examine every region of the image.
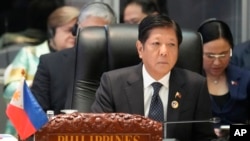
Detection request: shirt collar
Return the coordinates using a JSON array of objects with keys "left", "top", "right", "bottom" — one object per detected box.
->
[{"left": 142, "top": 64, "right": 170, "bottom": 89}]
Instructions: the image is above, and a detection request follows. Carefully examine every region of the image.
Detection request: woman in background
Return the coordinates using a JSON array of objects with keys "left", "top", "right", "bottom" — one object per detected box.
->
[
  {"left": 0, "top": 0, "right": 64, "bottom": 49},
  {"left": 3, "top": 5, "right": 79, "bottom": 136},
  {"left": 198, "top": 19, "right": 250, "bottom": 138}
]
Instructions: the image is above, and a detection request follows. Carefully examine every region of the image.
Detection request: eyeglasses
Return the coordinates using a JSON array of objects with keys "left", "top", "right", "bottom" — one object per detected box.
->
[{"left": 203, "top": 51, "right": 230, "bottom": 61}]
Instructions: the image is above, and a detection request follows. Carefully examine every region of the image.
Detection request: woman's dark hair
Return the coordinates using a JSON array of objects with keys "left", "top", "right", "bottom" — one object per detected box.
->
[
  {"left": 138, "top": 14, "right": 182, "bottom": 46},
  {"left": 197, "top": 18, "right": 234, "bottom": 49}
]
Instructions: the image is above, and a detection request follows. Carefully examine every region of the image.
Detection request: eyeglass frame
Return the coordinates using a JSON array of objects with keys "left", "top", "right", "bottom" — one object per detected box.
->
[{"left": 203, "top": 50, "right": 231, "bottom": 60}]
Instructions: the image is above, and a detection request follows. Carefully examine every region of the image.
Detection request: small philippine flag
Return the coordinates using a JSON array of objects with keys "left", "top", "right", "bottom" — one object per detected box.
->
[{"left": 5, "top": 78, "right": 48, "bottom": 140}]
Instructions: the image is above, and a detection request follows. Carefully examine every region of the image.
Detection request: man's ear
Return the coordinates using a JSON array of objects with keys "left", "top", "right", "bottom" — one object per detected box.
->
[{"left": 136, "top": 40, "right": 143, "bottom": 59}]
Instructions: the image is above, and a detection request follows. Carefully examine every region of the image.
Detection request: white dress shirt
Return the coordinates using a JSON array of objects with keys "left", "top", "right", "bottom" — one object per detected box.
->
[{"left": 142, "top": 65, "right": 170, "bottom": 121}]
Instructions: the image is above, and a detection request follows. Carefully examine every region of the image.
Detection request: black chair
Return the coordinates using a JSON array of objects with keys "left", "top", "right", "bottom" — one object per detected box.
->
[
  {"left": 72, "top": 24, "right": 203, "bottom": 112},
  {"left": 72, "top": 26, "right": 108, "bottom": 112}
]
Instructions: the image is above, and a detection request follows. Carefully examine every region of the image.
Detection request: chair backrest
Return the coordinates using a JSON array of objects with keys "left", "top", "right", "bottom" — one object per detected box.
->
[
  {"left": 34, "top": 113, "right": 163, "bottom": 141},
  {"left": 72, "top": 24, "right": 202, "bottom": 112},
  {"left": 107, "top": 24, "right": 141, "bottom": 70}
]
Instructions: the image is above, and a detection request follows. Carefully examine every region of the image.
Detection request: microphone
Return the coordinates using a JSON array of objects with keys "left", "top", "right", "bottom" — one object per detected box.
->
[
  {"left": 163, "top": 117, "right": 221, "bottom": 124},
  {"left": 162, "top": 117, "right": 220, "bottom": 141}
]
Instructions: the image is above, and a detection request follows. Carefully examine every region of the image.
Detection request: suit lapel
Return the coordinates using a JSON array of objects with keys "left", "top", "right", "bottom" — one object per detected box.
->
[
  {"left": 124, "top": 66, "right": 187, "bottom": 119},
  {"left": 167, "top": 68, "right": 186, "bottom": 136},
  {"left": 62, "top": 48, "right": 76, "bottom": 109},
  {"left": 167, "top": 68, "right": 185, "bottom": 121},
  {"left": 125, "top": 64, "right": 144, "bottom": 115},
  {"left": 227, "top": 65, "right": 241, "bottom": 98}
]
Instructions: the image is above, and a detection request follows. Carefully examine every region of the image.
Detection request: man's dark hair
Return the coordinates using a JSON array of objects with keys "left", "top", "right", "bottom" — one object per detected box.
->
[{"left": 138, "top": 14, "right": 182, "bottom": 46}]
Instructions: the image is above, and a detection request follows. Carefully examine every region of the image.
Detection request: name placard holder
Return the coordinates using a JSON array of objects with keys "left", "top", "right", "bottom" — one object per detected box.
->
[{"left": 33, "top": 113, "right": 163, "bottom": 141}]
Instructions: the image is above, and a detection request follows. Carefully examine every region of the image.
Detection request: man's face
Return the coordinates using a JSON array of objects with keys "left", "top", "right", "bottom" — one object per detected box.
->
[
  {"left": 136, "top": 27, "right": 178, "bottom": 80},
  {"left": 123, "top": 3, "right": 147, "bottom": 24}
]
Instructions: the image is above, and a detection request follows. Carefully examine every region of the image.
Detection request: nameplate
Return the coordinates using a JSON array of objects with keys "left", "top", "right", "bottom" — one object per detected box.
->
[
  {"left": 40, "top": 133, "right": 150, "bottom": 141},
  {"left": 34, "top": 113, "right": 162, "bottom": 141}
]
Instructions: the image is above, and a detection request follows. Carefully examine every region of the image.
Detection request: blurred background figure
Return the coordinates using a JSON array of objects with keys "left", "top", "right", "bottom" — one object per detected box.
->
[
  {"left": 123, "top": 0, "right": 159, "bottom": 24},
  {"left": 31, "top": 2, "right": 117, "bottom": 116},
  {"left": 198, "top": 19, "right": 250, "bottom": 138},
  {"left": 2, "top": 5, "right": 79, "bottom": 136},
  {"left": 0, "top": 0, "right": 30, "bottom": 35},
  {"left": 0, "top": 0, "right": 64, "bottom": 49},
  {"left": 231, "top": 40, "right": 250, "bottom": 70}
]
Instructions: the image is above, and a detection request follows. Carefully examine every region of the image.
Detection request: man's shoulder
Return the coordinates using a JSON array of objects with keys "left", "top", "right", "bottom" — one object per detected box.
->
[
  {"left": 108, "top": 64, "right": 141, "bottom": 74},
  {"left": 228, "top": 64, "right": 250, "bottom": 77},
  {"left": 40, "top": 47, "right": 75, "bottom": 60},
  {"left": 234, "top": 40, "right": 250, "bottom": 52},
  {"left": 172, "top": 67, "right": 205, "bottom": 80}
]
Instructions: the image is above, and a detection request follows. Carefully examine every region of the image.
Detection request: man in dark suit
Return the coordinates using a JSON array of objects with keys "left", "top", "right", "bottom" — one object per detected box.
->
[
  {"left": 91, "top": 14, "right": 217, "bottom": 141},
  {"left": 231, "top": 40, "right": 250, "bottom": 70},
  {"left": 31, "top": 2, "right": 117, "bottom": 115}
]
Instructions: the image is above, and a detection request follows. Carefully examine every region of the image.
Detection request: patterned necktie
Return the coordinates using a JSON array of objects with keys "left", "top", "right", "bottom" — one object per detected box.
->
[{"left": 148, "top": 82, "right": 164, "bottom": 122}]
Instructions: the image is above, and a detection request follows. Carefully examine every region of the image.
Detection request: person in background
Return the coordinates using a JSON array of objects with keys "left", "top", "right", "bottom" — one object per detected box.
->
[
  {"left": 91, "top": 14, "right": 216, "bottom": 141},
  {"left": 123, "top": 0, "right": 159, "bottom": 24},
  {"left": 231, "top": 40, "right": 250, "bottom": 70},
  {"left": 31, "top": 2, "right": 117, "bottom": 115},
  {"left": 0, "top": 0, "right": 63, "bottom": 49},
  {"left": 3, "top": 5, "right": 79, "bottom": 136},
  {"left": 197, "top": 18, "right": 250, "bottom": 138}
]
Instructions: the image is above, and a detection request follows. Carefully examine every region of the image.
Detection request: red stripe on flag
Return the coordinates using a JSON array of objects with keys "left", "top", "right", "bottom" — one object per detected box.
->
[{"left": 6, "top": 104, "right": 36, "bottom": 140}]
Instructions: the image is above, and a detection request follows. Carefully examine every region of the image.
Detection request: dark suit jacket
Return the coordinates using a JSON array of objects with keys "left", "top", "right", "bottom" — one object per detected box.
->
[
  {"left": 91, "top": 64, "right": 216, "bottom": 141},
  {"left": 212, "top": 64, "right": 250, "bottom": 126},
  {"left": 231, "top": 40, "right": 250, "bottom": 70},
  {"left": 31, "top": 48, "right": 76, "bottom": 114}
]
